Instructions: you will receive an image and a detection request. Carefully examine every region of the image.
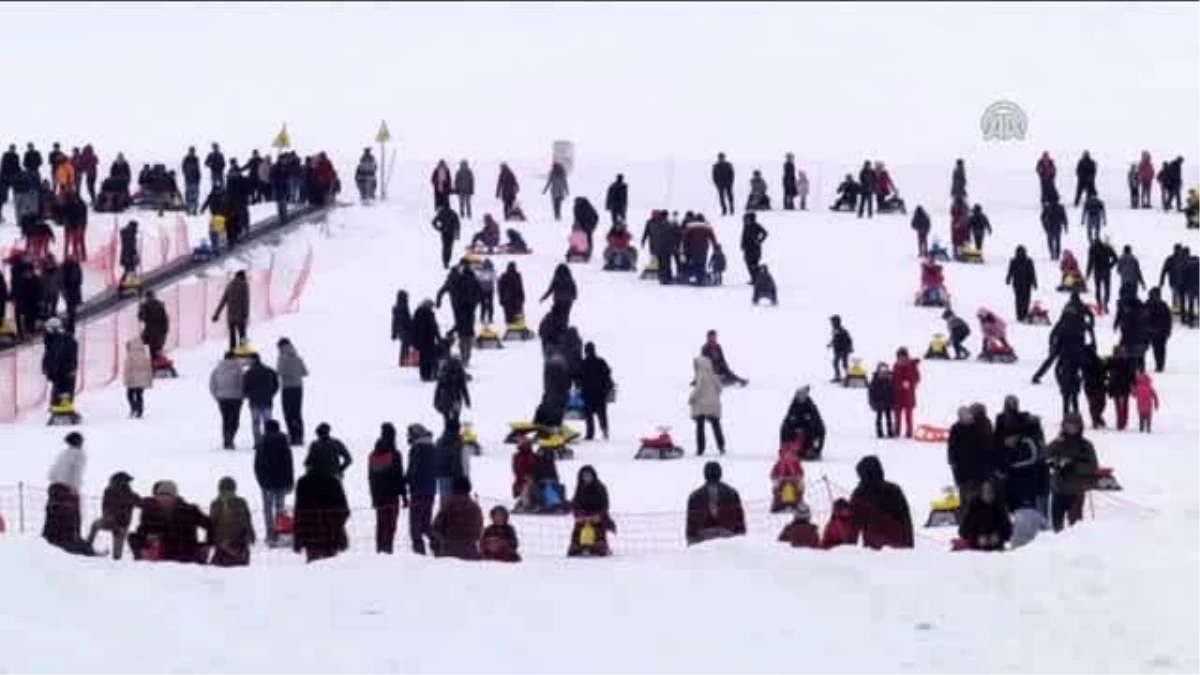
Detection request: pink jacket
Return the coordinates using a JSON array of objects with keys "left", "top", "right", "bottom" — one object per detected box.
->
[
  {"left": 1134, "top": 373, "right": 1159, "bottom": 417},
  {"left": 979, "top": 312, "right": 1007, "bottom": 340},
  {"left": 1138, "top": 154, "right": 1155, "bottom": 183}
]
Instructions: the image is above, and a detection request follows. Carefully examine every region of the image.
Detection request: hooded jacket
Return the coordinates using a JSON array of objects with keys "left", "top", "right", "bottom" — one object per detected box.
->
[
  {"left": 276, "top": 342, "right": 309, "bottom": 389},
  {"left": 849, "top": 456, "right": 914, "bottom": 549},
  {"left": 209, "top": 358, "right": 245, "bottom": 401}
]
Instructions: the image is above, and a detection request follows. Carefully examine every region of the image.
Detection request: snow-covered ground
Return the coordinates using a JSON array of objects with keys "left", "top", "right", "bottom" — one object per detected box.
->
[{"left": 0, "top": 157, "right": 1196, "bottom": 672}]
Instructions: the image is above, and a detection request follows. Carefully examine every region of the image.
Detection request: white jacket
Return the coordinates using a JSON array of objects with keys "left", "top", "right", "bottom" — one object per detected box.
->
[
  {"left": 48, "top": 445, "right": 86, "bottom": 490},
  {"left": 688, "top": 356, "right": 723, "bottom": 419},
  {"left": 122, "top": 339, "right": 154, "bottom": 389}
]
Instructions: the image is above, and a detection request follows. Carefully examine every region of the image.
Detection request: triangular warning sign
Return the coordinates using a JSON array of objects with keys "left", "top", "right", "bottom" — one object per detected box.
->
[
  {"left": 272, "top": 124, "right": 291, "bottom": 150},
  {"left": 375, "top": 120, "right": 392, "bottom": 144}
]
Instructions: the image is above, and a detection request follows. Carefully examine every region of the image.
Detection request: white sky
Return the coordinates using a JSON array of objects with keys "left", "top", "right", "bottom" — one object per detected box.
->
[{"left": 1, "top": 2, "right": 1196, "bottom": 166}]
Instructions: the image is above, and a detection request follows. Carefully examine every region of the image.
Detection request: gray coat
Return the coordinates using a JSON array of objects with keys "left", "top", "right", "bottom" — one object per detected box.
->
[
  {"left": 214, "top": 276, "right": 250, "bottom": 324},
  {"left": 688, "top": 356, "right": 723, "bottom": 419},
  {"left": 543, "top": 169, "right": 569, "bottom": 200},
  {"left": 209, "top": 358, "right": 245, "bottom": 401},
  {"left": 276, "top": 344, "right": 309, "bottom": 389},
  {"left": 454, "top": 166, "right": 475, "bottom": 196}
]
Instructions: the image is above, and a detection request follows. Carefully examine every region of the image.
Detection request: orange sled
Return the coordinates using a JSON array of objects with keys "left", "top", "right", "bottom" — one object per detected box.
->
[{"left": 914, "top": 424, "right": 950, "bottom": 443}]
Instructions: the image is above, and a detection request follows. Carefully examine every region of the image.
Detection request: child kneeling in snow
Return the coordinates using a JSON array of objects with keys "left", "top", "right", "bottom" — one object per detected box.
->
[
  {"left": 752, "top": 264, "right": 777, "bottom": 305},
  {"left": 480, "top": 505, "right": 521, "bottom": 562},
  {"left": 777, "top": 502, "right": 820, "bottom": 548},
  {"left": 821, "top": 498, "right": 859, "bottom": 549}
]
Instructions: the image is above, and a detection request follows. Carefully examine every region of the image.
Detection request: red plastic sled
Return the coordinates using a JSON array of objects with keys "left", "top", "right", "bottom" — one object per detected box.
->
[{"left": 914, "top": 424, "right": 950, "bottom": 443}]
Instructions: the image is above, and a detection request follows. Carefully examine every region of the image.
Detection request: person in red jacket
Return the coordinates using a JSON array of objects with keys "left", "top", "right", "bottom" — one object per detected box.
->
[
  {"left": 891, "top": 347, "right": 921, "bottom": 438},
  {"left": 1137, "top": 151, "right": 1156, "bottom": 209},
  {"left": 78, "top": 144, "right": 99, "bottom": 203},
  {"left": 1036, "top": 151, "right": 1057, "bottom": 205},
  {"left": 769, "top": 443, "right": 805, "bottom": 512},
  {"left": 821, "top": 498, "right": 858, "bottom": 549}
]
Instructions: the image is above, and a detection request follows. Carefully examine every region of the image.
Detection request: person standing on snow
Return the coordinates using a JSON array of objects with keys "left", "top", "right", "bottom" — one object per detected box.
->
[
  {"left": 454, "top": 160, "right": 474, "bottom": 219},
  {"left": 44, "top": 431, "right": 88, "bottom": 554},
  {"left": 1036, "top": 151, "right": 1057, "bottom": 206},
  {"left": 497, "top": 262, "right": 525, "bottom": 325},
  {"left": 305, "top": 422, "right": 353, "bottom": 481},
  {"left": 405, "top": 423, "right": 438, "bottom": 555},
  {"left": 782, "top": 153, "right": 798, "bottom": 210},
  {"left": 1085, "top": 237, "right": 1118, "bottom": 312},
  {"left": 1046, "top": 412, "right": 1098, "bottom": 531},
  {"left": 857, "top": 160, "right": 877, "bottom": 219},
  {"left": 431, "top": 159, "right": 453, "bottom": 212},
  {"left": 828, "top": 315, "right": 854, "bottom": 383},
  {"left": 967, "top": 204, "right": 992, "bottom": 251},
  {"left": 605, "top": 174, "right": 628, "bottom": 227},
  {"left": 891, "top": 347, "right": 920, "bottom": 439},
  {"left": 542, "top": 162, "right": 570, "bottom": 221},
  {"left": 205, "top": 143, "right": 226, "bottom": 190},
  {"left": 712, "top": 152, "right": 735, "bottom": 217},
  {"left": 739, "top": 212, "right": 768, "bottom": 284},
  {"left": 210, "top": 352, "right": 246, "bottom": 450},
  {"left": 122, "top": 337, "right": 153, "bottom": 419},
  {"left": 950, "top": 158, "right": 968, "bottom": 201},
  {"left": 1074, "top": 151, "right": 1097, "bottom": 207},
  {"left": 496, "top": 163, "right": 520, "bottom": 221},
  {"left": 578, "top": 342, "right": 614, "bottom": 441},
  {"left": 689, "top": 355, "right": 726, "bottom": 456},
  {"left": 368, "top": 422, "right": 408, "bottom": 554},
  {"left": 432, "top": 206, "right": 460, "bottom": 270},
  {"left": 1006, "top": 245, "right": 1038, "bottom": 322},
  {"left": 410, "top": 299, "right": 442, "bottom": 382},
  {"left": 275, "top": 338, "right": 309, "bottom": 446}
]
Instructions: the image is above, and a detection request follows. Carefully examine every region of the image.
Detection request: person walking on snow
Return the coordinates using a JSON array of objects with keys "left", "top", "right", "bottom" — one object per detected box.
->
[
  {"left": 254, "top": 419, "right": 294, "bottom": 544},
  {"left": 432, "top": 206, "right": 461, "bottom": 270},
  {"left": 828, "top": 315, "right": 854, "bottom": 382},
  {"left": 1074, "top": 151, "right": 1097, "bottom": 207},
  {"left": 739, "top": 212, "right": 768, "bottom": 285},
  {"left": 211, "top": 270, "right": 250, "bottom": 352},
  {"left": 1081, "top": 192, "right": 1107, "bottom": 245},
  {"left": 122, "top": 338, "right": 153, "bottom": 419},
  {"left": 431, "top": 160, "right": 453, "bottom": 212},
  {"left": 276, "top": 338, "right": 309, "bottom": 446},
  {"left": 543, "top": 162, "right": 569, "bottom": 221},
  {"left": 1006, "top": 245, "right": 1038, "bottom": 321}
]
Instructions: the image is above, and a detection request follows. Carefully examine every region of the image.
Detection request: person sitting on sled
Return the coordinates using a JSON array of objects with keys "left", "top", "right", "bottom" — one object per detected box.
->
[
  {"left": 565, "top": 227, "right": 591, "bottom": 262},
  {"left": 770, "top": 443, "right": 806, "bottom": 511},
  {"left": 779, "top": 386, "right": 827, "bottom": 460},
  {"left": 976, "top": 307, "right": 1011, "bottom": 354},
  {"left": 480, "top": 505, "right": 521, "bottom": 563},
  {"left": 821, "top": 498, "right": 859, "bottom": 549},
  {"left": 505, "top": 228, "right": 530, "bottom": 254},
  {"left": 776, "top": 502, "right": 820, "bottom": 548},
  {"left": 919, "top": 255, "right": 948, "bottom": 304},
  {"left": 1060, "top": 248, "right": 1084, "bottom": 288},
  {"left": 685, "top": 461, "right": 747, "bottom": 545},
  {"left": 470, "top": 214, "right": 502, "bottom": 251},
  {"left": 941, "top": 309, "right": 972, "bottom": 359},
  {"left": 567, "top": 465, "right": 615, "bottom": 557},
  {"left": 950, "top": 196, "right": 970, "bottom": 255},
  {"left": 511, "top": 440, "right": 536, "bottom": 501},
  {"left": 830, "top": 174, "right": 859, "bottom": 211},
  {"left": 602, "top": 221, "right": 637, "bottom": 270}
]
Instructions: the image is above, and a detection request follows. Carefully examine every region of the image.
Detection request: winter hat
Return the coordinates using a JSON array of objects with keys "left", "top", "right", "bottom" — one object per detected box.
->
[
  {"left": 154, "top": 480, "right": 178, "bottom": 497},
  {"left": 1062, "top": 412, "right": 1084, "bottom": 431},
  {"left": 406, "top": 423, "right": 431, "bottom": 443},
  {"left": 703, "top": 461, "right": 722, "bottom": 484},
  {"left": 452, "top": 475, "right": 472, "bottom": 495},
  {"left": 265, "top": 419, "right": 281, "bottom": 434},
  {"left": 793, "top": 502, "right": 812, "bottom": 522},
  {"left": 315, "top": 423, "right": 331, "bottom": 439},
  {"left": 794, "top": 386, "right": 810, "bottom": 402},
  {"left": 64, "top": 431, "right": 83, "bottom": 448},
  {"left": 1003, "top": 395, "right": 1020, "bottom": 413},
  {"left": 218, "top": 476, "right": 237, "bottom": 493},
  {"left": 110, "top": 471, "right": 133, "bottom": 485}
]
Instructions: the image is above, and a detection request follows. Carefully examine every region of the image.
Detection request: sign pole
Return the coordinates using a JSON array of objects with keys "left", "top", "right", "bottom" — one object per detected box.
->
[{"left": 376, "top": 121, "right": 392, "bottom": 201}]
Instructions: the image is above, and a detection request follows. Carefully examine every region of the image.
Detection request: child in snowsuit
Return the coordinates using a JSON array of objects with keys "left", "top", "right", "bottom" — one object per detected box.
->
[
  {"left": 976, "top": 307, "right": 1010, "bottom": 355},
  {"left": 941, "top": 309, "right": 971, "bottom": 359},
  {"left": 829, "top": 315, "right": 854, "bottom": 382},
  {"left": 776, "top": 502, "right": 820, "bottom": 548},
  {"left": 769, "top": 444, "right": 805, "bottom": 512},
  {"left": 868, "top": 362, "right": 895, "bottom": 438},
  {"left": 919, "top": 256, "right": 947, "bottom": 305},
  {"left": 752, "top": 264, "right": 777, "bottom": 305},
  {"left": 1134, "top": 371, "right": 1160, "bottom": 432},
  {"left": 480, "top": 505, "right": 521, "bottom": 562},
  {"left": 708, "top": 245, "right": 727, "bottom": 286}
]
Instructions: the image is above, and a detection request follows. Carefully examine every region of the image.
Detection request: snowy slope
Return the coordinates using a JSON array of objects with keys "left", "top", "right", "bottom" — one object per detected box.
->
[{"left": 0, "top": 159, "right": 1196, "bottom": 673}]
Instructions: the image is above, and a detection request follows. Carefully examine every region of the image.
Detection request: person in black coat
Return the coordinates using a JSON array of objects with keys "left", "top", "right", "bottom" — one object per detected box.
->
[
  {"left": 497, "top": 262, "right": 525, "bottom": 325},
  {"left": 1113, "top": 288, "right": 1148, "bottom": 372},
  {"left": 739, "top": 212, "right": 768, "bottom": 284},
  {"left": 958, "top": 480, "right": 1012, "bottom": 551},
  {"left": 1006, "top": 245, "right": 1038, "bottom": 321},
  {"left": 751, "top": 265, "right": 777, "bottom": 305},
  {"left": 850, "top": 455, "right": 914, "bottom": 549},
  {"left": 1086, "top": 238, "right": 1118, "bottom": 312},
  {"left": 433, "top": 356, "right": 471, "bottom": 424},
  {"left": 604, "top": 174, "right": 628, "bottom": 226},
  {"left": 404, "top": 423, "right": 437, "bottom": 554},
  {"left": 410, "top": 300, "right": 441, "bottom": 382},
  {"left": 868, "top": 363, "right": 895, "bottom": 438},
  {"left": 1074, "top": 151, "right": 1097, "bottom": 207},
  {"left": 1040, "top": 198, "right": 1068, "bottom": 261},
  {"left": 828, "top": 315, "right": 854, "bottom": 382},
  {"left": 391, "top": 290, "right": 413, "bottom": 366},
  {"left": 685, "top": 461, "right": 747, "bottom": 545},
  {"left": 254, "top": 419, "right": 295, "bottom": 543},
  {"left": 118, "top": 220, "right": 140, "bottom": 287},
  {"left": 578, "top": 342, "right": 614, "bottom": 441},
  {"left": 857, "top": 160, "right": 877, "bottom": 219},
  {"left": 1079, "top": 344, "right": 1109, "bottom": 428},
  {"left": 950, "top": 159, "right": 967, "bottom": 200},
  {"left": 60, "top": 256, "right": 83, "bottom": 334},
  {"left": 911, "top": 205, "right": 931, "bottom": 257},
  {"left": 1158, "top": 244, "right": 1187, "bottom": 310},
  {"left": 568, "top": 465, "right": 614, "bottom": 556},
  {"left": 1107, "top": 346, "right": 1136, "bottom": 430},
  {"left": 782, "top": 153, "right": 798, "bottom": 210},
  {"left": 1055, "top": 352, "right": 1083, "bottom": 417},
  {"left": 304, "top": 422, "right": 353, "bottom": 480},
  {"left": 368, "top": 422, "right": 409, "bottom": 554},
  {"left": 712, "top": 153, "right": 735, "bottom": 216},
  {"left": 23, "top": 143, "right": 43, "bottom": 178},
  {"left": 1144, "top": 287, "right": 1173, "bottom": 372},
  {"left": 779, "top": 386, "right": 826, "bottom": 459},
  {"left": 540, "top": 263, "right": 578, "bottom": 320},
  {"left": 292, "top": 463, "right": 350, "bottom": 563},
  {"left": 947, "top": 406, "right": 999, "bottom": 509},
  {"left": 535, "top": 350, "right": 573, "bottom": 429},
  {"left": 42, "top": 318, "right": 78, "bottom": 403},
  {"left": 1182, "top": 251, "right": 1200, "bottom": 328},
  {"left": 433, "top": 207, "right": 460, "bottom": 270},
  {"left": 137, "top": 291, "right": 170, "bottom": 361}
]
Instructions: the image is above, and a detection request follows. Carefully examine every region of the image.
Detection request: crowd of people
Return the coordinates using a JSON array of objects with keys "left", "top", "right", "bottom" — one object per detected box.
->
[{"left": 21, "top": 143, "right": 1196, "bottom": 565}]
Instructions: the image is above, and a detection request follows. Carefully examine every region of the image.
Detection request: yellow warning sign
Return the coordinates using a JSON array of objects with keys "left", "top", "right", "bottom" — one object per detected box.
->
[
  {"left": 272, "top": 124, "right": 291, "bottom": 150},
  {"left": 375, "top": 120, "right": 392, "bottom": 144}
]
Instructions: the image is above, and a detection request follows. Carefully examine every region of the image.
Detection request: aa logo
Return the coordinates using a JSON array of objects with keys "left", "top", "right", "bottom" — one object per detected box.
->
[{"left": 981, "top": 100, "right": 1028, "bottom": 142}]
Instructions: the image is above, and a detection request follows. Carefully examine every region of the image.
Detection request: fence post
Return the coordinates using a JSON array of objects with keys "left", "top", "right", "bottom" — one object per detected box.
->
[{"left": 18, "top": 481, "right": 25, "bottom": 534}]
